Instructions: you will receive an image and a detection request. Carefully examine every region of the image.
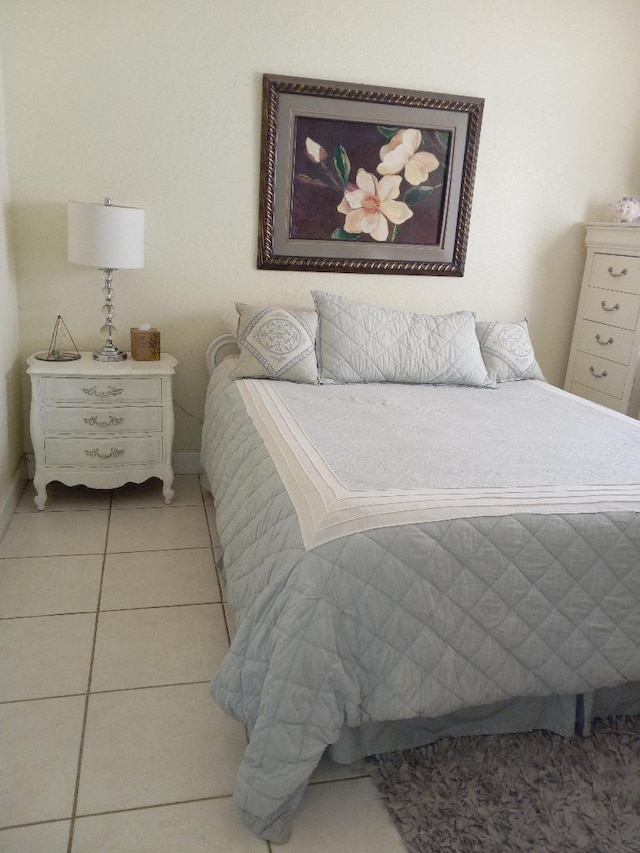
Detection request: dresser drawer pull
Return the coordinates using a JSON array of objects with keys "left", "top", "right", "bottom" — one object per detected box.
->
[
  {"left": 83, "top": 447, "right": 125, "bottom": 459},
  {"left": 607, "top": 266, "right": 628, "bottom": 278},
  {"left": 600, "top": 300, "right": 620, "bottom": 312},
  {"left": 81, "top": 385, "right": 124, "bottom": 398},
  {"left": 589, "top": 366, "right": 608, "bottom": 379},
  {"left": 594, "top": 334, "right": 614, "bottom": 345},
  {"left": 83, "top": 415, "right": 125, "bottom": 427}
]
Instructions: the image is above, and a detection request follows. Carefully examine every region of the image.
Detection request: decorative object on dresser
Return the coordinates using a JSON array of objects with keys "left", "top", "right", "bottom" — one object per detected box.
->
[
  {"left": 67, "top": 197, "right": 145, "bottom": 362},
  {"left": 611, "top": 196, "right": 640, "bottom": 223},
  {"left": 27, "top": 352, "right": 177, "bottom": 510},
  {"left": 564, "top": 223, "right": 640, "bottom": 417}
]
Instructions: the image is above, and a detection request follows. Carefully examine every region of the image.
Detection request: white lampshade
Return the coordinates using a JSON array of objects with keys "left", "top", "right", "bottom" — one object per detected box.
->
[{"left": 68, "top": 199, "right": 145, "bottom": 269}]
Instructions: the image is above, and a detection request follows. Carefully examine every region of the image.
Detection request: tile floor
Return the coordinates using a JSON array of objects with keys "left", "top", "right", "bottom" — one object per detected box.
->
[{"left": 0, "top": 475, "right": 406, "bottom": 852}]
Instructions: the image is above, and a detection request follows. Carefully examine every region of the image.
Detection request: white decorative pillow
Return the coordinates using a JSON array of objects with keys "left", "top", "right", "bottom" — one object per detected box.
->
[
  {"left": 232, "top": 303, "right": 318, "bottom": 383},
  {"left": 476, "top": 320, "right": 545, "bottom": 382},
  {"left": 312, "top": 291, "right": 494, "bottom": 387}
]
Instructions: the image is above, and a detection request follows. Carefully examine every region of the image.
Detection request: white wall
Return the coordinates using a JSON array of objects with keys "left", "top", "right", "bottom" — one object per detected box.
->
[
  {"left": 1, "top": 0, "right": 639, "bottom": 452},
  {"left": 0, "top": 48, "right": 24, "bottom": 519}
]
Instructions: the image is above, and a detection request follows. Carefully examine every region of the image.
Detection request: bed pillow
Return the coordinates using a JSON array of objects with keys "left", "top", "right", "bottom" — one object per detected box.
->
[
  {"left": 312, "top": 291, "right": 494, "bottom": 387},
  {"left": 231, "top": 303, "right": 318, "bottom": 383},
  {"left": 476, "top": 320, "right": 545, "bottom": 382}
]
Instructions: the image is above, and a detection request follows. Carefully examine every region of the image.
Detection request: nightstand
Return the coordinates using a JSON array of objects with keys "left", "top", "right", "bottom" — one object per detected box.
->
[{"left": 27, "top": 352, "right": 178, "bottom": 509}]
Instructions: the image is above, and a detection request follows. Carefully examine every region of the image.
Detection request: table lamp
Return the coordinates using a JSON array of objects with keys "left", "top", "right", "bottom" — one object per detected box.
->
[{"left": 67, "top": 197, "right": 145, "bottom": 361}]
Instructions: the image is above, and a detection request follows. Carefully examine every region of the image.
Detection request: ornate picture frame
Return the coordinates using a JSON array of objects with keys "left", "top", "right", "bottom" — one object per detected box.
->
[{"left": 257, "top": 74, "right": 484, "bottom": 277}]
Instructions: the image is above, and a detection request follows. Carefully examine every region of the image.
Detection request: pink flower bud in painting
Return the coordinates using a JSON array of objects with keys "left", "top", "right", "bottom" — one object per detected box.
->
[{"left": 305, "top": 137, "right": 328, "bottom": 163}]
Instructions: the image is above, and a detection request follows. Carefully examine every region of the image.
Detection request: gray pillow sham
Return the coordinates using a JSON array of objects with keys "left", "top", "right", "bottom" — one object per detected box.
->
[
  {"left": 231, "top": 303, "right": 318, "bottom": 383},
  {"left": 312, "top": 291, "right": 495, "bottom": 387},
  {"left": 476, "top": 320, "right": 545, "bottom": 382}
]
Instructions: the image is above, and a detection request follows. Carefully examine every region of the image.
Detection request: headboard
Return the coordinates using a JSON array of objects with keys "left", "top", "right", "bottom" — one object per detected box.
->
[{"left": 205, "top": 333, "right": 239, "bottom": 375}]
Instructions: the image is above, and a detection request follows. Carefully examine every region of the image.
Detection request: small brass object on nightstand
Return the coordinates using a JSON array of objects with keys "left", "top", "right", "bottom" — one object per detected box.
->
[{"left": 130, "top": 327, "right": 161, "bottom": 361}]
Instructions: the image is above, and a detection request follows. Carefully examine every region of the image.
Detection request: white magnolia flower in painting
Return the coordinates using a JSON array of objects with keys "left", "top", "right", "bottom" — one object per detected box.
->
[
  {"left": 305, "top": 137, "right": 328, "bottom": 163},
  {"left": 337, "top": 168, "right": 413, "bottom": 242},
  {"left": 377, "top": 128, "right": 439, "bottom": 186}
]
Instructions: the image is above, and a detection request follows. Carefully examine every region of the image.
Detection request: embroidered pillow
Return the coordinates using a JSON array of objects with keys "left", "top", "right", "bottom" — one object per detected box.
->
[
  {"left": 312, "top": 291, "right": 494, "bottom": 387},
  {"left": 232, "top": 303, "right": 318, "bottom": 383},
  {"left": 476, "top": 320, "right": 545, "bottom": 382}
]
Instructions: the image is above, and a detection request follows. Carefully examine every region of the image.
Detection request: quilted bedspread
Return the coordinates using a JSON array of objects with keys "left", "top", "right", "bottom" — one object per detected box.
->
[{"left": 201, "top": 358, "right": 640, "bottom": 843}]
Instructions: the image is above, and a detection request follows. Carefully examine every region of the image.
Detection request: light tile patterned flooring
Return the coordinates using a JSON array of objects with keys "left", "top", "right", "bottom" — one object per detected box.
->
[{"left": 0, "top": 475, "right": 405, "bottom": 852}]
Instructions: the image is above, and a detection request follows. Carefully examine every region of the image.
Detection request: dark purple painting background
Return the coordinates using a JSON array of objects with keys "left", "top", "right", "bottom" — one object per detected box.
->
[{"left": 289, "top": 116, "right": 450, "bottom": 246}]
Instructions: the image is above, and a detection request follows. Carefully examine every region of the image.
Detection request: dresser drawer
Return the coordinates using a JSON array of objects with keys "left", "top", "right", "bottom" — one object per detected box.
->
[
  {"left": 571, "top": 351, "right": 628, "bottom": 399},
  {"left": 42, "top": 377, "right": 162, "bottom": 404},
  {"left": 575, "top": 319, "right": 635, "bottom": 366},
  {"left": 582, "top": 286, "right": 640, "bottom": 330},
  {"left": 568, "top": 381, "right": 626, "bottom": 412},
  {"left": 590, "top": 253, "right": 640, "bottom": 294},
  {"left": 43, "top": 406, "right": 163, "bottom": 434},
  {"left": 44, "top": 436, "right": 162, "bottom": 467}
]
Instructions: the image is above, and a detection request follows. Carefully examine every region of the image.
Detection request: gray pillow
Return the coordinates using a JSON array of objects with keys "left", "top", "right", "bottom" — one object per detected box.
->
[
  {"left": 312, "top": 291, "right": 494, "bottom": 387},
  {"left": 231, "top": 303, "right": 318, "bottom": 383},
  {"left": 476, "top": 320, "right": 545, "bottom": 382}
]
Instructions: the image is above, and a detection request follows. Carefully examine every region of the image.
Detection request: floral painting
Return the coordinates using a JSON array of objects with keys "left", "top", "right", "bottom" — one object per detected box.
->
[
  {"left": 258, "top": 75, "right": 484, "bottom": 276},
  {"left": 290, "top": 117, "right": 451, "bottom": 247}
]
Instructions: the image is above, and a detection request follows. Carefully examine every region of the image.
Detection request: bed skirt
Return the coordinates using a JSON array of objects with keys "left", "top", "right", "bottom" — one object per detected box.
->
[{"left": 328, "top": 683, "right": 640, "bottom": 763}]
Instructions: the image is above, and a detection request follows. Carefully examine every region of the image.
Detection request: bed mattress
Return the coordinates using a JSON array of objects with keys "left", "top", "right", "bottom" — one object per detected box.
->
[{"left": 201, "top": 357, "right": 640, "bottom": 842}]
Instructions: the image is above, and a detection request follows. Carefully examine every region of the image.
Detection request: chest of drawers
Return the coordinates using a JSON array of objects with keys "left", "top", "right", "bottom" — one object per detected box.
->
[
  {"left": 564, "top": 224, "right": 640, "bottom": 416},
  {"left": 27, "top": 352, "right": 178, "bottom": 509}
]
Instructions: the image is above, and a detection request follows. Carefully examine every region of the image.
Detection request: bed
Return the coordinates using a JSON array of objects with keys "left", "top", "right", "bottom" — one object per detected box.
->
[{"left": 201, "top": 292, "right": 640, "bottom": 843}]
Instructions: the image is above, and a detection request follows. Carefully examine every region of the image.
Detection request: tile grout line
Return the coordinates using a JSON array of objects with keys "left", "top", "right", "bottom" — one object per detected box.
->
[
  {"left": 203, "top": 496, "right": 231, "bottom": 647},
  {"left": 1, "top": 793, "right": 238, "bottom": 834},
  {"left": 66, "top": 491, "right": 113, "bottom": 853},
  {"left": 0, "top": 600, "right": 225, "bottom": 621}
]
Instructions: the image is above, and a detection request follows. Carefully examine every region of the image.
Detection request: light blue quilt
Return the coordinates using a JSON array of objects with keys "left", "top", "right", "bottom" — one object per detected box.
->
[{"left": 201, "top": 358, "right": 640, "bottom": 843}]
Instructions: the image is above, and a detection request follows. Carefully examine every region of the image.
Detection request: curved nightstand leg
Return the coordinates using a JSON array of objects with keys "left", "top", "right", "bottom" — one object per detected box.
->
[
  {"left": 33, "top": 477, "right": 48, "bottom": 511},
  {"left": 163, "top": 474, "right": 175, "bottom": 505}
]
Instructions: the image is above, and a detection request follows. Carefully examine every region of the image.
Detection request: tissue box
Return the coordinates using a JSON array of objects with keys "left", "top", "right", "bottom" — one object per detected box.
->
[{"left": 130, "top": 327, "right": 161, "bottom": 361}]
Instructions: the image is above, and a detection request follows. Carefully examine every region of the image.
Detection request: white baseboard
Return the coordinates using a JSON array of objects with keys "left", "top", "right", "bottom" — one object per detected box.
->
[{"left": 0, "top": 456, "right": 28, "bottom": 541}]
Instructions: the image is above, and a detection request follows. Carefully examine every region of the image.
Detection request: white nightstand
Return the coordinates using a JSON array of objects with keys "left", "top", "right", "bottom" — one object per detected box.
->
[{"left": 27, "top": 352, "right": 178, "bottom": 509}]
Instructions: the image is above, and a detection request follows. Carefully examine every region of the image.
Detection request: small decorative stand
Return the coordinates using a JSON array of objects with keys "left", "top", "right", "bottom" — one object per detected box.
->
[{"left": 34, "top": 315, "right": 81, "bottom": 362}]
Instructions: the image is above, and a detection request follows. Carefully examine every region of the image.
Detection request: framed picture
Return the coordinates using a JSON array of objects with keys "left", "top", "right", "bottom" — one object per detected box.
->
[{"left": 257, "top": 74, "right": 484, "bottom": 277}]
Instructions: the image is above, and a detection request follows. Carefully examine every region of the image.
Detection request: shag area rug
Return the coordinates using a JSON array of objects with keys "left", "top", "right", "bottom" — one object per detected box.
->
[{"left": 368, "top": 716, "right": 640, "bottom": 852}]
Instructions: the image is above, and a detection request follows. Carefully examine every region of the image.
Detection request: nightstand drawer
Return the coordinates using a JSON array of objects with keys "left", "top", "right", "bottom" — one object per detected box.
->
[
  {"left": 590, "top": 253, "right": 640, "bottom": 294},
  {"left": 44, "top": 436, "right": 162, "bottom": 467},
  {"left": 44, "top": 406, "right": 163, "bottom": 434},
  {"left": 582, "top": 286, "right": 640, "bottom": 330},
  {"left": 575, "top": 319, "right": 635, "bottom": 365},
  {"left": 571, "top": 351, "right": 627, "bottom": 399},
  {"left": 43, "top": 377, "right": 162, "bottom": 403}
]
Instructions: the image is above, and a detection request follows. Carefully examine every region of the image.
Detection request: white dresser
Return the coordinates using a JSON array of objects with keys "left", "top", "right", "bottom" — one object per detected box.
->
[
  {"left": 27, "top": 352, "right": 178, "bottom": 509},
  {"left": 564, "top": 223, "right": 640, "bottom": 417}
]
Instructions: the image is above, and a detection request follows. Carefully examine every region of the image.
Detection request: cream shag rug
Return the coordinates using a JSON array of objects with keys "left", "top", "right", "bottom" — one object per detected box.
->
[{"left": 369, "top": 716, "right": 640, "bottom": 853}]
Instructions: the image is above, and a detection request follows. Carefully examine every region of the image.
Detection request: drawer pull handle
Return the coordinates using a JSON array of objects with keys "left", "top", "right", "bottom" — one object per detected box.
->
[
  {"left": 84, "top": 448, "right": 125, "bottom": 459},
  {"left": 594, "top": 334, "right": 614, "bottom": 345},
  {"left": 607, "top": 266, "right": 628, "bottom": 278},
  {"left": 589, "top": 366, "right": 608, "bottom": 379},
  {"left": 600, "top": 300, "right": 620, "bottom": 312},
  {"left": 83, "top": 415, "right": 125, "bottom": 427},
  {"left": 81, "top": 385, "right": 124, "bottom": 398}
]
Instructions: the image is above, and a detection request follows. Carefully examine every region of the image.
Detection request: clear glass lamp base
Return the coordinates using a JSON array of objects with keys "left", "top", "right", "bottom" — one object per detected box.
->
[{"left": 93, "top": 343, "right": 127, "bottom": 362}]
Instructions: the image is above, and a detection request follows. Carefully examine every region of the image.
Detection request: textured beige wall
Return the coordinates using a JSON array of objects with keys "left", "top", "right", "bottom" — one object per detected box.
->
[
  {"left": 0, "top": 54, "right": 23, "bottom": 507},
  {"left": 1, "top": 0, "right": 639, "bottom": 452}
]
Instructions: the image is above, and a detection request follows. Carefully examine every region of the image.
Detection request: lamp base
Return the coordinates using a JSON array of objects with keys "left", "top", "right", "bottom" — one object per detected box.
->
[{"left": 93, "top": 344, "right": 127, "bottom": 362}]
